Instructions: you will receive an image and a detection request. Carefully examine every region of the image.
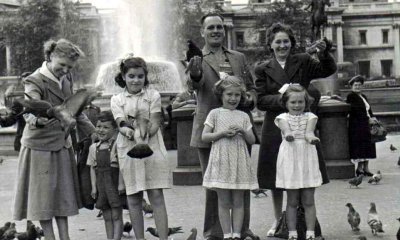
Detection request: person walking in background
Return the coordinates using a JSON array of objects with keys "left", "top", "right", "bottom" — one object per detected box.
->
[
  {"left": 254, "top": 22, "right": 336, "bottom": 237},
  {"left": 186, "top": 12, "right": 258, "bottom": 240},
  {"left": 111, "top": 56, "right": 171, "bottom": 240},
  {"left": 88, "top": 111, "right": 123, "bottom": 240},
  {"left": 346, "top": 75, "right": 377, "bottom": 177},
  {"left": 202, "top": 76, "right": 258, "bottom": 240},
  {"left": 12, "top": 39, "right": 96, "bottom": 240},
  {"left": 275, "top": 84, "right": 322, "bottom": 240}
]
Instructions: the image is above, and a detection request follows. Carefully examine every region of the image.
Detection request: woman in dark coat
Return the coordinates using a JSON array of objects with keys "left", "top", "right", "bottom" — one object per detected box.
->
[
  {"left": 346, "top": 75, "right": 377, "bottom": 177},
  {"left": 254, "top": 22, "right": 337, "bottom": 236}
]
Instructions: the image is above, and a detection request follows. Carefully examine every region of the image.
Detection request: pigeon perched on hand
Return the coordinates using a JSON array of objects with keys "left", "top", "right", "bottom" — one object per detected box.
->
[
  {"left": 146, "top": 226, "right": 183, "bottom": 237},
  {"left": 368, "top": 170, "right": 382, "bottom": 184},
  {"left": 349, "top": 174, "right": 363, "bottom": 188},
  {"left": 390, "top": 144, "right": 398, "bottom": 152},
  {"left": 123, "top": 221, "right": 132, "bottom": 236},
  {"left": 367, "top": 202, "right": 384, "bottom": 235},
  {"left": 186, "top": 228, "right": 197, "bottom": 240},
  {"left": 186, "top": 40, "right": 203, "bottom": 62},
  {"left": 345, "top": 203, "right": 361, "bottom": 231}
]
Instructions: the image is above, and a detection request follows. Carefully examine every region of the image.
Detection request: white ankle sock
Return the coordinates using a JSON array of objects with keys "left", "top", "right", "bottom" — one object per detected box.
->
[
  {"left": 224, "top": 233, "right": 232, "bottom": 239},
  {"left": 288, "top": 231, "right": 297, "bottom": 237},
  {"left": 232, "top": 233, "right": 241, "bottom": 239},
  {"left": 306, "top": 230, "right": 315, "bottom": 238}
]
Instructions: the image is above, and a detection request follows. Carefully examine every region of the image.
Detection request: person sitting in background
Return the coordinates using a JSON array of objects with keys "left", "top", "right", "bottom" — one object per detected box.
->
[{"left": 172, "top": 81, "right": 197, "bottom": 110}]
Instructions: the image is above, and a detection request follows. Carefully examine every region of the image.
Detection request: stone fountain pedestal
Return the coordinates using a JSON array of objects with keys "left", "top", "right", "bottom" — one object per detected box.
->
[
  {"left": 317, "top": 97, "right": 354, "bottom": 179},
  {"left": 171, "top": 104, "right": 202, "bottom": 185}
]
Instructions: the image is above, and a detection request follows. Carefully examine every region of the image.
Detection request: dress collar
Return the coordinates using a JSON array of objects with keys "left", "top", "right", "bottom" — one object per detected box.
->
[{"left": 123, "top": 88, "right": 146, "bottom": 97}]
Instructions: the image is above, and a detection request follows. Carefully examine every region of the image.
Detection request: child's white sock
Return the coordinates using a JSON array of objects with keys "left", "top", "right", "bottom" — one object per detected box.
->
[
  {"left": 288, "top": 231, "right": 297, "bottom": 238},
  {"left": 306, "top": 230, "right": 315, "bottom": 238},
  {"left": 232, "top": 233, "right": 241, "bottom": 239},
  {"left": 223, "top": 233, "right": 232, "bottom": 239}
]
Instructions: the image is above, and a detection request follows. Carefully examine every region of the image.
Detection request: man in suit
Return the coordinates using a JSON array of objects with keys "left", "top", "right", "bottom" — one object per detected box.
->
[{"left": 187, "top": 13, "right": 258, "bottom": 240}]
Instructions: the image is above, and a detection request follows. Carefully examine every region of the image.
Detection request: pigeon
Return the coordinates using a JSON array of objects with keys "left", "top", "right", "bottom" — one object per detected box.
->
[
  {"left": 357, "top": 236, "right": 367, "bottom": 240},
  {"left": 390, "top": 144, "right": 398, "bottom": 152},
  {"left": 146, "top": 226, "right": 183, "bottom": 238},
  {"left": 367, "top": 202, "right": 384, "bottom": 235},
  {"left": 15, "top": 95, "right": 53, "bottom": 118},
  {"left": 186, "top": 40, "right": 203, "bottom": 62},
  {"left": 2, "top": 222, "right": 17, "bottom": 240},
  {"left": 35, "top": 226, "right": 44, "bottom": 239},
  {"left": 186, "top": 228, "right": 197, "bottom": 240},
  {"left": 368, "top": 170, "right": 382, "bottom": 184},
  {"left": 348, "top": 174, "right": 363, "bottom": 188},
  {"left": 0, "top": 158, "right": 3, "bottom": 165},
  {"left": 345, "top": 203, "right": 361, "bottom": 231},
  {"left": 251, "top": 189, "right": 268, "bottom": 197},
  {"left": 0, "top": 222, "right": 11, "bottom": 239},
  {"left": 142, "top": 198, "right": 153, "bottom": 217},
  {"left": 398, "top": 156, "right": 400, "bottom": 166},
  {"left": 15, "top": 224, "right": 38, "bottom": 240},
  {"left": 123, "top": 221, "right": 132, "bottom": 236},
  {"left": 96, "top": 210, "right": 103, "bottom": 218},
  {"left": 126, "top": 114, "right": 153, "bottom": 159},
  {"left": 396, "top": 217, "right": 400, "bottom": 240}
]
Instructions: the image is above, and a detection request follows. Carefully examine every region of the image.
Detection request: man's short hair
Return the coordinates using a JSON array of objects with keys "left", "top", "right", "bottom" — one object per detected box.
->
[{"left": 200, "top": 12, "right": 224, "bottom": 26}]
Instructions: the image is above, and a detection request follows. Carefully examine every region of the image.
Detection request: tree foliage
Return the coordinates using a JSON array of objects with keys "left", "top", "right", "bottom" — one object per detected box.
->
[{"left": 0, "top": 0, "right": 89, "bottom": 79}]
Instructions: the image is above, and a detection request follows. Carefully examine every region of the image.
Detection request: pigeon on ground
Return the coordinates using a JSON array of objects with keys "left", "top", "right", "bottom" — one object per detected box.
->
[
  {"left": 123, "top": 221, "right": 132, "bottom": 236},
  {"left": 0, "top": 222, "right": 11, "bottom": 239},
  {"left": 348, "top": 174, "right": 363, "bottom": 188},
  {"left": 186, "top": 40, "right": 203, "bottom": 62},
  {"left": 390, "top": 144, "right": 398, "bottom": 152},
  {"left": 142, "top": 198, "right": 153, "bottom": 217},
  {"left": 186, "top": 228, "right": 197, "bottom": 240},
  {"left": 146, "top": 226, "right": 183, "bottom": 237},
  {"left": 0, "top": 158, "right": 4, "bottom": 164},
  {"left": 368, "top": 170, "right": 382, "bottom": 184},
  {"left": 2, "top": 222, "right": 17, "bottom": 240},
  {"left": 345, "top": 203, "right": 361, "bottom": 231},
  {"left": 396, "top": 217, "right": 400, "bottom": 240},
  {"left": 357, "top": 236, "right": 367, "bottom": 240},
  {"left": 35, "top": 226, "right": 44, "bottom": 239},
  {"left": 96, "top": 210, "right": 103, "bottom": 218},
  {"left": 15, "top": 224, "right": 38, "bottom": 240},
  {"left": 367, "top": 202, "right": 384, "bottom": 235},
  {"left": 398, "top": 156, "right": 400, "bottom": 166},
  {"left": 251, "top": 189, "right": 268, "bottom": 197}
]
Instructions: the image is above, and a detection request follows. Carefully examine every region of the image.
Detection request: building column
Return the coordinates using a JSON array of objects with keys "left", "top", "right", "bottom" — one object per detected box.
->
[
  {"left": 393, "top": 23, "right": 400, "bottom": 77},
  {"left": 335, "top": 21, "right": 344, "bottom": 63},
  {"left": 324, "top": 22, "right": 333, "bottom": 40},
  {"left": 225, "top": 22, "right": 234, "bottom": 50},
  {"left": 6, "top": 45, "right": 11, "bottom": 75}
]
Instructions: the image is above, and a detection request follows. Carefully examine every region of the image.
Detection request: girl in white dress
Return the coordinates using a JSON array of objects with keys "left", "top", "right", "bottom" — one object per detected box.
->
[
  {"left": 274, "top": 84, "right": 322, "bottom": 240},
  {"left": 110, "top": 56, "right": 171, "bottom": 240},
  {"left": 202, "top": 76, "right": 258, "bottom": 240}
]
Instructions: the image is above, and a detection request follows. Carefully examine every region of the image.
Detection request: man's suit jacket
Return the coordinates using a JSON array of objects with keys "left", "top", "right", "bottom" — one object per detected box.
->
[{"left": 189, "top": 47, "right": 256, "bottom": 148}]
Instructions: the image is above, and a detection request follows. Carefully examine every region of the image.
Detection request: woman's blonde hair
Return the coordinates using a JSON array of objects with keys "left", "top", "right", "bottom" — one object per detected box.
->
[{"left": 44, "top": 39, "right": 85, "bottom": 62}]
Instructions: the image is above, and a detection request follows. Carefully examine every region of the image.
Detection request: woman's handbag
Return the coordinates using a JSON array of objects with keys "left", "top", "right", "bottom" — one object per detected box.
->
[
  {"left": 370, "top": 121, "right": 387, "bottom": 143},
  {"left": 274, "top": 206, "right": 323, "bottom": 240}
]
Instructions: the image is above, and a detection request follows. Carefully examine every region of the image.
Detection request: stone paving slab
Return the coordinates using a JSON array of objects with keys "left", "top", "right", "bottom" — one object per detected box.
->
[{"left": 0, "top": 134, "right": 399, "bottom": 240}]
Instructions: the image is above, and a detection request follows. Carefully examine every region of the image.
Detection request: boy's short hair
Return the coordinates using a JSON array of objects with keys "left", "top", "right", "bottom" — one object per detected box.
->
[{"left": 97, "top": 111, "right": 117, "bottom": 128}]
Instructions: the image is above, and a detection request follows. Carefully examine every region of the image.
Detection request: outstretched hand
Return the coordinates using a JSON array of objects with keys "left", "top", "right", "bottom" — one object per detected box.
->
[{"left": 187, "top": 56, "right": 202, "bottom": 78}]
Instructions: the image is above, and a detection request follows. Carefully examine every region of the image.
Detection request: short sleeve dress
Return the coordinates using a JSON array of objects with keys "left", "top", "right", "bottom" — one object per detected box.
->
[
  {"left": 274, "top": 112, "right": 322, "bottom": 189},
  {"left": 202, "top": 108, "right": 258, "bottom": 190},
  {"left": 110, "top": 88, "right": 171, "bottom": 195}
]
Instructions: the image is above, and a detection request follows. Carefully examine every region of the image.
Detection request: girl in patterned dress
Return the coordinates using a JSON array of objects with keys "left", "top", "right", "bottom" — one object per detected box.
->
[
  {"left": 110, "top": 57, "right": 171, "bottom": 240},
  {"left": 87, "top": 111, "right": 123, "bottom": 240},
  {"left": 202, "top": 76, "right": 258, "bottom": 240},
  {"left": 274, "top": 84, "right": 322, "bottom": 240}
]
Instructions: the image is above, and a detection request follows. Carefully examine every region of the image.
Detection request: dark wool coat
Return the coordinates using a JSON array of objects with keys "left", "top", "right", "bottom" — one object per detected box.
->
[
  {"left": 255, "top": 52, "right": 337, "bottom": 189},
  {"left": 346, "top": 92, "right": 376, "bottom": 159}
]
